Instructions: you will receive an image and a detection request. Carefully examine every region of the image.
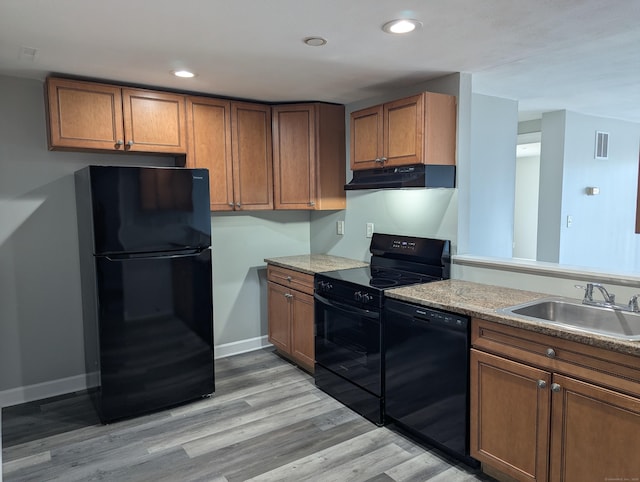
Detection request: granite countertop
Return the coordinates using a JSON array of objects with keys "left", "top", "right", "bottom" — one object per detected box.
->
[
  {"left": 264, "top": 254, "right": 368, "bottom": 275},
  {"left": 387, "top": 279, "right": 640, "bottom": 357}
]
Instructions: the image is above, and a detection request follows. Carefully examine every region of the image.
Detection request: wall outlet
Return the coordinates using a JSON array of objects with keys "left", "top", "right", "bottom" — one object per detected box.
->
[
  {"left": 336, "top": 220, "right": 345, "bottom": 235},
  {"left": 366, "top": 222, "right": 374, "bottom": 238}
]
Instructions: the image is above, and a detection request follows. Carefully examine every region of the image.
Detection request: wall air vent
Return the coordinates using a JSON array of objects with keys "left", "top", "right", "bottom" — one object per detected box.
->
[{"left": 595, "top": 131, "right": 609, "bottom": 160}]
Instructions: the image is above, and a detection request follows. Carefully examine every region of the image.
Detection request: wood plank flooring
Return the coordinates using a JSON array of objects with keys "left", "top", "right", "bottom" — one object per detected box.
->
[{"left": 2, "top": 348, "right": 493, "bottom": 481}]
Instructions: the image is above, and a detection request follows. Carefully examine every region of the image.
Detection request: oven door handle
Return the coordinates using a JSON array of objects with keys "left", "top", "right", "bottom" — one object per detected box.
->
[{"left": 314, "top": 293, "right": 380, "bottom": 320}]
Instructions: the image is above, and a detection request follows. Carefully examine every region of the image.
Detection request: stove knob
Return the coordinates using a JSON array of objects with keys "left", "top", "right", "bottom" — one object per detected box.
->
[
  {"left": 362, "top": 293, "right": 372, "bottom": 303},
  {"left": 354, "top": 291, "right": 363, "bottom": 302}
]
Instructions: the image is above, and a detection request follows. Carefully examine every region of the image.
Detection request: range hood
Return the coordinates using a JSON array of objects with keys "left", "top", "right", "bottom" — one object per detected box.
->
[{"left": 344, "top": 164, "right": 455, "bottom": 191}]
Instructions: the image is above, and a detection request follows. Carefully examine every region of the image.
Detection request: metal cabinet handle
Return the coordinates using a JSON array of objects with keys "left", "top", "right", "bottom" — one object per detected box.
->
[
  {"left": 115, "top": 139, "right": 124, "bottom": 147},
  {"left": 228, "top": 202, "right": 234, "bottom": 207},
  {"left": 546, "top": 348, "right": 556, "bottom": 358},
  {"left": 374, "top": 158, "right": 384, "bottom": 163},
  {"left": 286, "top": 276, "right": 292, "bottom": 282},
  {"left": 380, "top": 157, "right": 387, "bottom": 163},
  {"left": 127, "top": 140, "right": 134, "bottom": 147},
  {"left": 551, "top": 383, "right": 561, "bottom": 393},
  {"left": 308, "top": 201, "right": 315, "bottom": 206},
  {"left": 284, "top": 293, "right": 293, "bottom": 299},
  {"left": 537, "top": 380, "right": 547, "bottom": 389},
  {"left": 236, "top": 203, "right": 241, "bottom": 208}
]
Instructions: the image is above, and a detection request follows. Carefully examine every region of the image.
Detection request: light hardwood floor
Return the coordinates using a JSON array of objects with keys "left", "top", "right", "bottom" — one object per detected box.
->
[{"left": 2, "top": 348, "right": 493, "bottom": 481}]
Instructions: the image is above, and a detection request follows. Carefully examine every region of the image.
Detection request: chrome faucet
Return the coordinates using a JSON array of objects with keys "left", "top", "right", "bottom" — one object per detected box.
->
[
  {"left": 576, "top": 282, "right": 616, "bottom": 307},
  {"left": 576, "top": 283, "right": 640, "bottom": 312}
]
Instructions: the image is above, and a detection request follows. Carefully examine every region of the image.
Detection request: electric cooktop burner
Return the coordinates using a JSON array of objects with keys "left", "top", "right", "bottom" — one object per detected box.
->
[{"left": 321, "top": 266, "right": 441, "bottom": 290}]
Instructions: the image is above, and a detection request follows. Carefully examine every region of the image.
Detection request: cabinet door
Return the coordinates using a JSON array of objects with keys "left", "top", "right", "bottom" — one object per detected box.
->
[
  {"left": 122, "top": 88, "right": 187, "bottom": 153},
  {"left": 46, "top": 78, "right": 124, "bottom": 151},
  {"left": 272, "top": 104, "right": 316, "bottom": 210},
  {"left": 350, "top": 105, "right": 383, "bottom": 170},
  {"left": 186, "top": 97, "right": 234, "bottom": 211},
  {"left": 549, "top": 374, "right": 640, "bottom": 482},
  {"left": 267, "top": 281, "right": 291, "bottom": 354},
  {"left": 291, "top": 291, "right": 314, "bottom": 372},
  {"left": 231, "top": 102, "right": 273, "bottom": 210},
  {"left": 470, "top": 349, "right": 551, "bottom": 482},
  {"left": 383, "top": 94, "right": 423, "bottom": 167}
]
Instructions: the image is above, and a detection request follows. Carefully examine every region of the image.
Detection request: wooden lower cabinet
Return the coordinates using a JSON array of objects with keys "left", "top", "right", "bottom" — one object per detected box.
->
[
  {"left": 471, "top": 318, "right": 640, "bottom": 482},
  {"left": 267, "top": 265, "right": 314, "bottom": 372},
  {"left": 549, "top": 374, "right": 640, "bottom": 481},
  {"left": 471, "top": 350, "right": 551, "bottom": 482}
]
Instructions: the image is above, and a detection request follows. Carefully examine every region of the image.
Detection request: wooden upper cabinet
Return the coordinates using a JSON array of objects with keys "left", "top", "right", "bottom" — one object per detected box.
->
[
  {"left": 46, "top": 77, "right": 125, "bottom": 151},
  {"left": 231, "top": 102, "right": 273, "bottom": 211},
  {"left": 186, "top": 98, "right": 274, "bottom": 212},
  {"left": 46, "top": 77, "right": 187, "bottom": 154},
  {"left": 272, "top": 103, "right": 346, "bottom": 210},
  {"left": 186, "top": 96, "right": 233, "bottom": 211},
  {"left": 350, "top": 104, "right": 383, "bottom": 171},
  {"left": 350, "top": 92, "right": 456, "bottom": 170},
  {"left": 121, "top": 88, "right": 186, "bottom": 154}
]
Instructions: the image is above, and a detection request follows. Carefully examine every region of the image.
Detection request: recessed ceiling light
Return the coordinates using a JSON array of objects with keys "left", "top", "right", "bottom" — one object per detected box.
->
[
  {"left": 303, "top": 36, "right": 328, "bottom": 47},
  {"left": 382, "top": 19, "right": 422, "bottom": 34},
  {"left": 173, "top": 70, "right": 196, "bottom": 78}
]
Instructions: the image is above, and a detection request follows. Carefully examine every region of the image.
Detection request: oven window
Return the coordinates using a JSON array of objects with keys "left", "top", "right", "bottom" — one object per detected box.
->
[{"left": 314, "top": 296, "right": 381, "bottom": 396}]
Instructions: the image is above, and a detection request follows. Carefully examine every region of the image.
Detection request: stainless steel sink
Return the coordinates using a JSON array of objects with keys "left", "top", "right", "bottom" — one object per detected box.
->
[{"left": 497, "top": 297, "right": 640, "bottom": 341}]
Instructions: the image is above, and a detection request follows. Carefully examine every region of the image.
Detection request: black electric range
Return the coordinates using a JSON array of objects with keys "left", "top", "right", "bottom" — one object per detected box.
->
[{"left": 313, "top": 233, "right": 450, "bottom": 425}]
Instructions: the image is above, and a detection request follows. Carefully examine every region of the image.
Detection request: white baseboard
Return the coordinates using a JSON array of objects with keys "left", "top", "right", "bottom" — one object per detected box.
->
[
  {"left": 0, "top": 337, "right": 272, "bottom": 408},
  {"left": 0, "top": 373, "right": 97, "bottom": 408},
  {"left": 214, "top": 335, "right": 272, "bottom": 359}
]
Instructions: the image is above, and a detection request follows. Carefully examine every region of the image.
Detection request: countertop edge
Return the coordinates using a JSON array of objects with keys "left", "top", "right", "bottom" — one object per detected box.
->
[
  {"left": 264, "top": 254, "right": 368, "bottom": 275},
  {"left": 386, "top": 281, "right": 640, "bottom": 357}
]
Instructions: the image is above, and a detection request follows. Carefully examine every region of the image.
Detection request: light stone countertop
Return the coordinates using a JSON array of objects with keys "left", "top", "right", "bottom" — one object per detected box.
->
[
  {"left": 264, "top": 254, "right": 368, "bottom": 275},
  {"left": 387, "top": 279, "right": 640, "bottom": 357}
]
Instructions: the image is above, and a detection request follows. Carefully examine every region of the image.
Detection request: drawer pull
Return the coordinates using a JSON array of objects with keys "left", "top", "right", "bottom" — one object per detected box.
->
[
  {"left": 286, "top": 276, "right": 292, "bottom": 282},
  {"left": 551, "top": 383, "right": 562, "bottom": 393},
  {"left": 537, "top": 380, "right": 547, "bottom": 389},
  {"left": 546, "top": 348, "right": 556, "bottom": 358},
  {"left": 284, "top": 293, "right": 293, "bottom": 299}
]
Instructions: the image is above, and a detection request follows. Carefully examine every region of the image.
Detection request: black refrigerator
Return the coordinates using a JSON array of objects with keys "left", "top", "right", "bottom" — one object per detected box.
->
[{"left": 75, "top": 165, "right": 214, "bottom": 423}]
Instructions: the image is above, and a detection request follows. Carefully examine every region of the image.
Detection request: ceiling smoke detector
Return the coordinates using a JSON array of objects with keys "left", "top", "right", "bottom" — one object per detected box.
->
[
  {"left": 303, "top": 37, "right": 328, "bottom": 47},
  {"left": 382, "top": 19, "right": 422, "bottom": 34}
]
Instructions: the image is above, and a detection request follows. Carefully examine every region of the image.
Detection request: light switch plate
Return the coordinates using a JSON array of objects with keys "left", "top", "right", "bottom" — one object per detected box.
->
[{"left": 366, "top": 222, "right": 374, "bottom": 238}]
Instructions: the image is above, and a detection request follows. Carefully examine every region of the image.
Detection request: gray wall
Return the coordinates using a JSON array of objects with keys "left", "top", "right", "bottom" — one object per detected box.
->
[
  {"left": 537, "top": 110, "right": 640, "bottom": 272},
  {"left": 559, "top": 111, "right": 640, "bottom": 271},
  {"left": 466, "top": 93, "right": 518, "bottom": 258},
  {"left": 537, "top": 111, "right": 566, "bottom": 263},
  {"left": 0, "top": 75, "right": 173, "bottom": 393},
  {"left": 0, "top": 75, "right": 311, "bottom": 397}
]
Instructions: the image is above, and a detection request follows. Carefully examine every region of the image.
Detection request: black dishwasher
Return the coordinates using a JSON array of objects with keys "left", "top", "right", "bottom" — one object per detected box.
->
[{"left": 384, "top": 298, "right": 477, "bottom": 467}]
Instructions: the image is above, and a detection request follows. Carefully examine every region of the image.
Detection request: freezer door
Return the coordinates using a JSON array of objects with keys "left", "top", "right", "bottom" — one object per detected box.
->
[
  {"left": 79, "top": 166, "right": 211, "bottom": 254},
  {"left": 94, "top": 248, "right": 214, "bottom": 422}
]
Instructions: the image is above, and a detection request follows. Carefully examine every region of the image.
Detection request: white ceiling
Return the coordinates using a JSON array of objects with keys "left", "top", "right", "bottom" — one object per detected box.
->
[{"left": 1, "top": 0, "right": 638, "bottom": 123}]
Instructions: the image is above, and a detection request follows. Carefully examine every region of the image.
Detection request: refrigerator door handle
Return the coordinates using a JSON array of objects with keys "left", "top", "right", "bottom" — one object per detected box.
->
[{"left": 103, "top": 249, "right": 206, "bottom": 262}]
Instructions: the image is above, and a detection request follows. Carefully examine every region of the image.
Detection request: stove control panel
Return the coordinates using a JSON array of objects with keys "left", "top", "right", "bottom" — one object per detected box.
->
[{"left": 391, "top": 239, "right": 417, "bottom": 251}]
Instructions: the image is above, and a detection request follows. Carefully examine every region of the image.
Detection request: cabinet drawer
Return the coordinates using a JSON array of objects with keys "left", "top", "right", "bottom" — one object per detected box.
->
[
  {"left": 472, "top": 318, "right": 640, "bottom": 398},
  {"left": 267, "top": 265, "right": 314, "bottom": 295}
]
